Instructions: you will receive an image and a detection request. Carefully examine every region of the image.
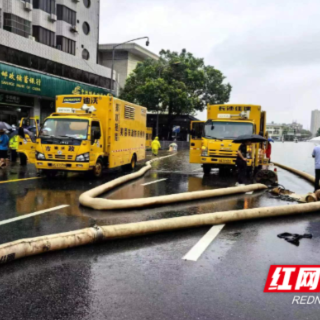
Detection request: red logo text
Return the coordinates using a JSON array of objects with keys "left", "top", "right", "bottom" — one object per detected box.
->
[{"left": 264, "top": 266, "right": 320, "bottom": 292}]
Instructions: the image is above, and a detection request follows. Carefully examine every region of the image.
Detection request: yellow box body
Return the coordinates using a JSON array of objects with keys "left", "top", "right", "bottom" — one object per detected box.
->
[
  {"left": 33, "top": 95, "right": 146, "bottom": 172},
  {"left": 146, "top": 127, "right": 153, "bottom": 150},
  {"left": 190, "top": 104, "right": 266, "bottom": 169}
]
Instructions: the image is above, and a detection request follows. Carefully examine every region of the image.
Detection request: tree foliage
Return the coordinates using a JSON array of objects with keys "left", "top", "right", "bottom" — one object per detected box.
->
[
  {"left": 316, "top": 128, "right": 320, "bottom": 137},
  {"left": 120, "top": 49, "right": 232, "bottom": 116},
  {"left": 301, "top": 129, "right": 312, "bottom": 138}
]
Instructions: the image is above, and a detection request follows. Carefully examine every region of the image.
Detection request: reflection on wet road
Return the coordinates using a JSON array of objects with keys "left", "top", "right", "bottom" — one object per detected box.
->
[
  {"left": 0, "top": 144, "right": 320, "bottom": 320},
  {"left": 0, "top": 148, "right": 315, "bottom": 241}
]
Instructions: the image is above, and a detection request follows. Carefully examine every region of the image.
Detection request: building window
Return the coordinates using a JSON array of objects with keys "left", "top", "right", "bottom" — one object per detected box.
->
[
  {"left": 57, "top": 5, "right": 76, "bottom": 25},
  {"left": 83, "top": 0, "right": 91, "bottom": 8},
  {"left": 82, "top": 22, "right": 90, "bottom": 35},
  {"left": 3, "top": 13, "right": 31, "bottom": 38},
  {"left": 82, "top": 49, "right": 90, "bottom": 60},
  {"left": 33, "top": 26, "right": 55, "bottom": 47},
  {"left": 33, "top": 0, "right": 56, "bottom": 14},
  {"left": 56, "top": 36, "right": 76, "bottom": 55}
]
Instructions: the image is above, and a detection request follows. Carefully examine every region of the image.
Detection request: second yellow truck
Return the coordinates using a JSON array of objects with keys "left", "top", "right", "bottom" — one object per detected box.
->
[{"left": 190, "top": 104, "right": 267, "bottom": 174}]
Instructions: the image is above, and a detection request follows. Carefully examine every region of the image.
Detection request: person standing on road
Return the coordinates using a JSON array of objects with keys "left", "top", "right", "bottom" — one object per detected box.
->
[
  {"left": 312, "top": 143, "right": 320, "bottom": 192},
  {"left": 266, "top": 138, "right": 273, "bottom": 162},
  {"left": 169, "top": 139, "right": 178, "bottom": 152},
  {"left": 236, "top": 142, "right": 250, "bottom": 185},
  {"left": 0, "top": 129, "right": 9, "bottom": 168},
  {"left": 151, "top": 137, "right": 161, "bottom": 156}
]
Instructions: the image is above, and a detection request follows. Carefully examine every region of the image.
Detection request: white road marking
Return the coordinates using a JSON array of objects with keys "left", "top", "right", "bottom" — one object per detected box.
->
[
  {"left": 141, "top": 178, "right": 167, "bottom": 186},
  {"left": 182, "top": 224, "right": 225, "bottom": 261},
  {"left": 192, "top": 168, "right": 203, "bottom": 172},
  {"left": 245, "top": 191, "right": 254, "bottom": 195},
  {"left": 0, "top": 205, "right": 69, "bottom": 226}
]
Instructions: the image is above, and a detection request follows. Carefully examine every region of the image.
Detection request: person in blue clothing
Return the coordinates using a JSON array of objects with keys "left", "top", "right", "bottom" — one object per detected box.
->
[
  {"left": 312, "top": 143, "right": 320, "bottom": 192},
  {"left": 0, "top": 129, "right": 9, "bottom": 168}
]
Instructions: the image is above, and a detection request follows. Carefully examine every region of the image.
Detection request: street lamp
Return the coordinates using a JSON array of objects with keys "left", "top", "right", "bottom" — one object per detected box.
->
[{"left": 110, "top": 37, "right": 150, "bottom": 92}]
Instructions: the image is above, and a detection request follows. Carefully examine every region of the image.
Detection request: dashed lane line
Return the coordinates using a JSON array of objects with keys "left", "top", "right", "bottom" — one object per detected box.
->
[
  {"left": 0, "top": 205, "right": 69, "bottom": 226},
  {"left": 141, "top": 178, "right": 168, "bottom": 186},
  {"left": 0, "top": 177, "right": 42, "bottom": 184},
  {"left": 192, "top": 168, "right": 203, "bottom": 172},
  {"left": 182, "top": 224, "right": 225, "bottom": 261}
]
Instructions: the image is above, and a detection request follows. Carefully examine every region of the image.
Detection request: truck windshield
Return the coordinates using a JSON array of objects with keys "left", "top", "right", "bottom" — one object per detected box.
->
[
  {"left": 40, "top": 119, "right": 89, "bottom": 140},
  {"left": 204, "top": 121, "right": 254, "bottom": 140}
]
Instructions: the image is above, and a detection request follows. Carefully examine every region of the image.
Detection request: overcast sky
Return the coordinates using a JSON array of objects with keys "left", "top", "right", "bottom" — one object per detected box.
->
[{"left": 100, "top": 0, "right": 320, "bottom": 130}]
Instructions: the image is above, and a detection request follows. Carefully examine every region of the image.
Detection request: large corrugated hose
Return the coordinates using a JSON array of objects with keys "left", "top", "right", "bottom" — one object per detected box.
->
[
  {"left": 1, "top": 202, "right": 320, "bottom": 264},
  {"left": 273, "top": 162, "right": 315, "bottom": 184},
  {"left": 0, "top": 159, "right": 318, "bottom": 265},
  {"left": 79, "top": 155, "right": 267, "bottom": 210}
]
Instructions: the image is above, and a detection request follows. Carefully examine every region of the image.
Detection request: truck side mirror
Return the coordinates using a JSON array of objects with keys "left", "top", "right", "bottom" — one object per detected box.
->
[
  {"left": 93, "top": 131, "right": 101, "bottom": 140},
  {"left": 18, "top": 127, "right": 25, "bottom": 139}
]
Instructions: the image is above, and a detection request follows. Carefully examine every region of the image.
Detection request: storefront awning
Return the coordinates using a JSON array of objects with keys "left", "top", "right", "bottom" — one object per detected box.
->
[{"left": 0, "top": 62, "right": 112, "bottom": 99}]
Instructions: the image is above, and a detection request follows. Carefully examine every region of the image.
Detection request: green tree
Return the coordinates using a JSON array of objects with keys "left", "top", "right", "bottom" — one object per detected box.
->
[
  {"left": 120, "top": 49, "right": 231, "bottom": 137},
  {"left": 301, "top": 129, "right": 312, "bottom": 138},
  {"left": 316, "top": 128, "right": 320, "bottom": 137},
  {"left": 282, "top": 126, "right": 289, "bottom": 141}
]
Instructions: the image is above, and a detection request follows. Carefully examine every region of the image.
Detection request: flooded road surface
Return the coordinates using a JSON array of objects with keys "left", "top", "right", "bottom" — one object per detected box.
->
[
  {"left": 0, "top": 145, "right": 319, "bottom": 320},
  {"left": 273, "top": 141, "right": 315, "bottom": 174}
]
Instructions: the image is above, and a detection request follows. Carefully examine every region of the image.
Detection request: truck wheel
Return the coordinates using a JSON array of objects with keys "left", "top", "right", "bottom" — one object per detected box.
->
[
  {"left": 20, "top": 154, "right": 27, "bottom": 166},
  {"left": 92, "top": 159, "right": 103, "bottom": 178},
  {"left": 203, "top": 165, "right": 211, "bottom": 174}
]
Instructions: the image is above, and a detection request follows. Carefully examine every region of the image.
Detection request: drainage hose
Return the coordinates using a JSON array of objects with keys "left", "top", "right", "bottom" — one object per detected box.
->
[
  {"left": 273, "top": 162, "right": 315, "bottom": 184},
  {"left": 1, "top": 201, "right": 320, "bottom": 264},
  {"left": 79, "top": 155, "right": 267, "bottom": 210}
]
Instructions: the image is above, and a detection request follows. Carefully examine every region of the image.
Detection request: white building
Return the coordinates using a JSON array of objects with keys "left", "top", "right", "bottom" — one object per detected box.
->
[
  {"left": 0, "top": 0, "right": 113, "bottom": 123},
  {"left": 266, "top": 123, "right": 284, "bottom": 139},
  {"left": 267, "top": 121, "right": 304, "bottom": 140},
  {"left": 311, "top": 110, "right": 320, "bottom": 137},
  {"left": 99, "top": 43, "right": 159, "bottom": 93}
]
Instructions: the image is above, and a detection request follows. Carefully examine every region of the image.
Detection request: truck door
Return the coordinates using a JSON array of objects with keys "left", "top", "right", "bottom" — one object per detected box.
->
[
  {"left": 90, "top": 121, "right": 103, "bottom": 164},
  {"left": 18, "top": 118, "right": 39, "bottom": 164},
  {"left": 189, "top": 121, "right": 205, "bottom": 163}
]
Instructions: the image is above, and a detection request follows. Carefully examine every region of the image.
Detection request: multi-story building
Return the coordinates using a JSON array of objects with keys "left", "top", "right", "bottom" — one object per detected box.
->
[
  {"left": 311, "top": 110, "right": 320, "bottom": 137},
  {"left": 99, "top": 43, "right": 159, "bottom": 94},
  {"left": 267, "top": 121, "right": 304, "bottom": 140},
  {"left": 0, "top": 0, "right": 113, "bottom": 124},
  {"left": 266, "top": 122, "right": 284, "bottom": 140}
]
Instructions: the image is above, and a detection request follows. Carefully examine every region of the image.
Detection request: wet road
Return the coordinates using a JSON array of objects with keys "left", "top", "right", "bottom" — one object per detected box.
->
[{"left": 0, "top": 143, "right": 320, "bottom": 320}]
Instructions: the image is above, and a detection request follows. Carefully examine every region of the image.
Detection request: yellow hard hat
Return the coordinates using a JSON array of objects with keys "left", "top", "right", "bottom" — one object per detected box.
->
[{"left": 155, "top": 136, "right": 159, "bottom": 140}]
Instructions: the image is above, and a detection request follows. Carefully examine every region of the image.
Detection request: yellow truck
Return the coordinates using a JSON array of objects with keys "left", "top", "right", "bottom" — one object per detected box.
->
[
  {"left": 190, "top": 104, "right": 266, "bottom": 174},
  {"left": 19, "top": 95, "right": 147, "bottom": 177}
]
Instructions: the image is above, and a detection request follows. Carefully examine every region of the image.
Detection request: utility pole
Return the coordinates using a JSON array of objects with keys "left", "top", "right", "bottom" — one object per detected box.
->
[{"left": 110, "top": 37, "right": 150, "bottom": 93}]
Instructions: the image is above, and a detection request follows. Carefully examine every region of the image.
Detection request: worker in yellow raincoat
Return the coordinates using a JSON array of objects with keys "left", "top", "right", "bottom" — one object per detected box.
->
[{"left": 151, "top": 137, "right": 161, "bottom": 156}]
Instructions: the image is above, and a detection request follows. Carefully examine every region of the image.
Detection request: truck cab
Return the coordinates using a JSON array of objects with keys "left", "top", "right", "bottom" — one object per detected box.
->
[{"left": 36, "top": 114, "right": 104, "bottom": 177}]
